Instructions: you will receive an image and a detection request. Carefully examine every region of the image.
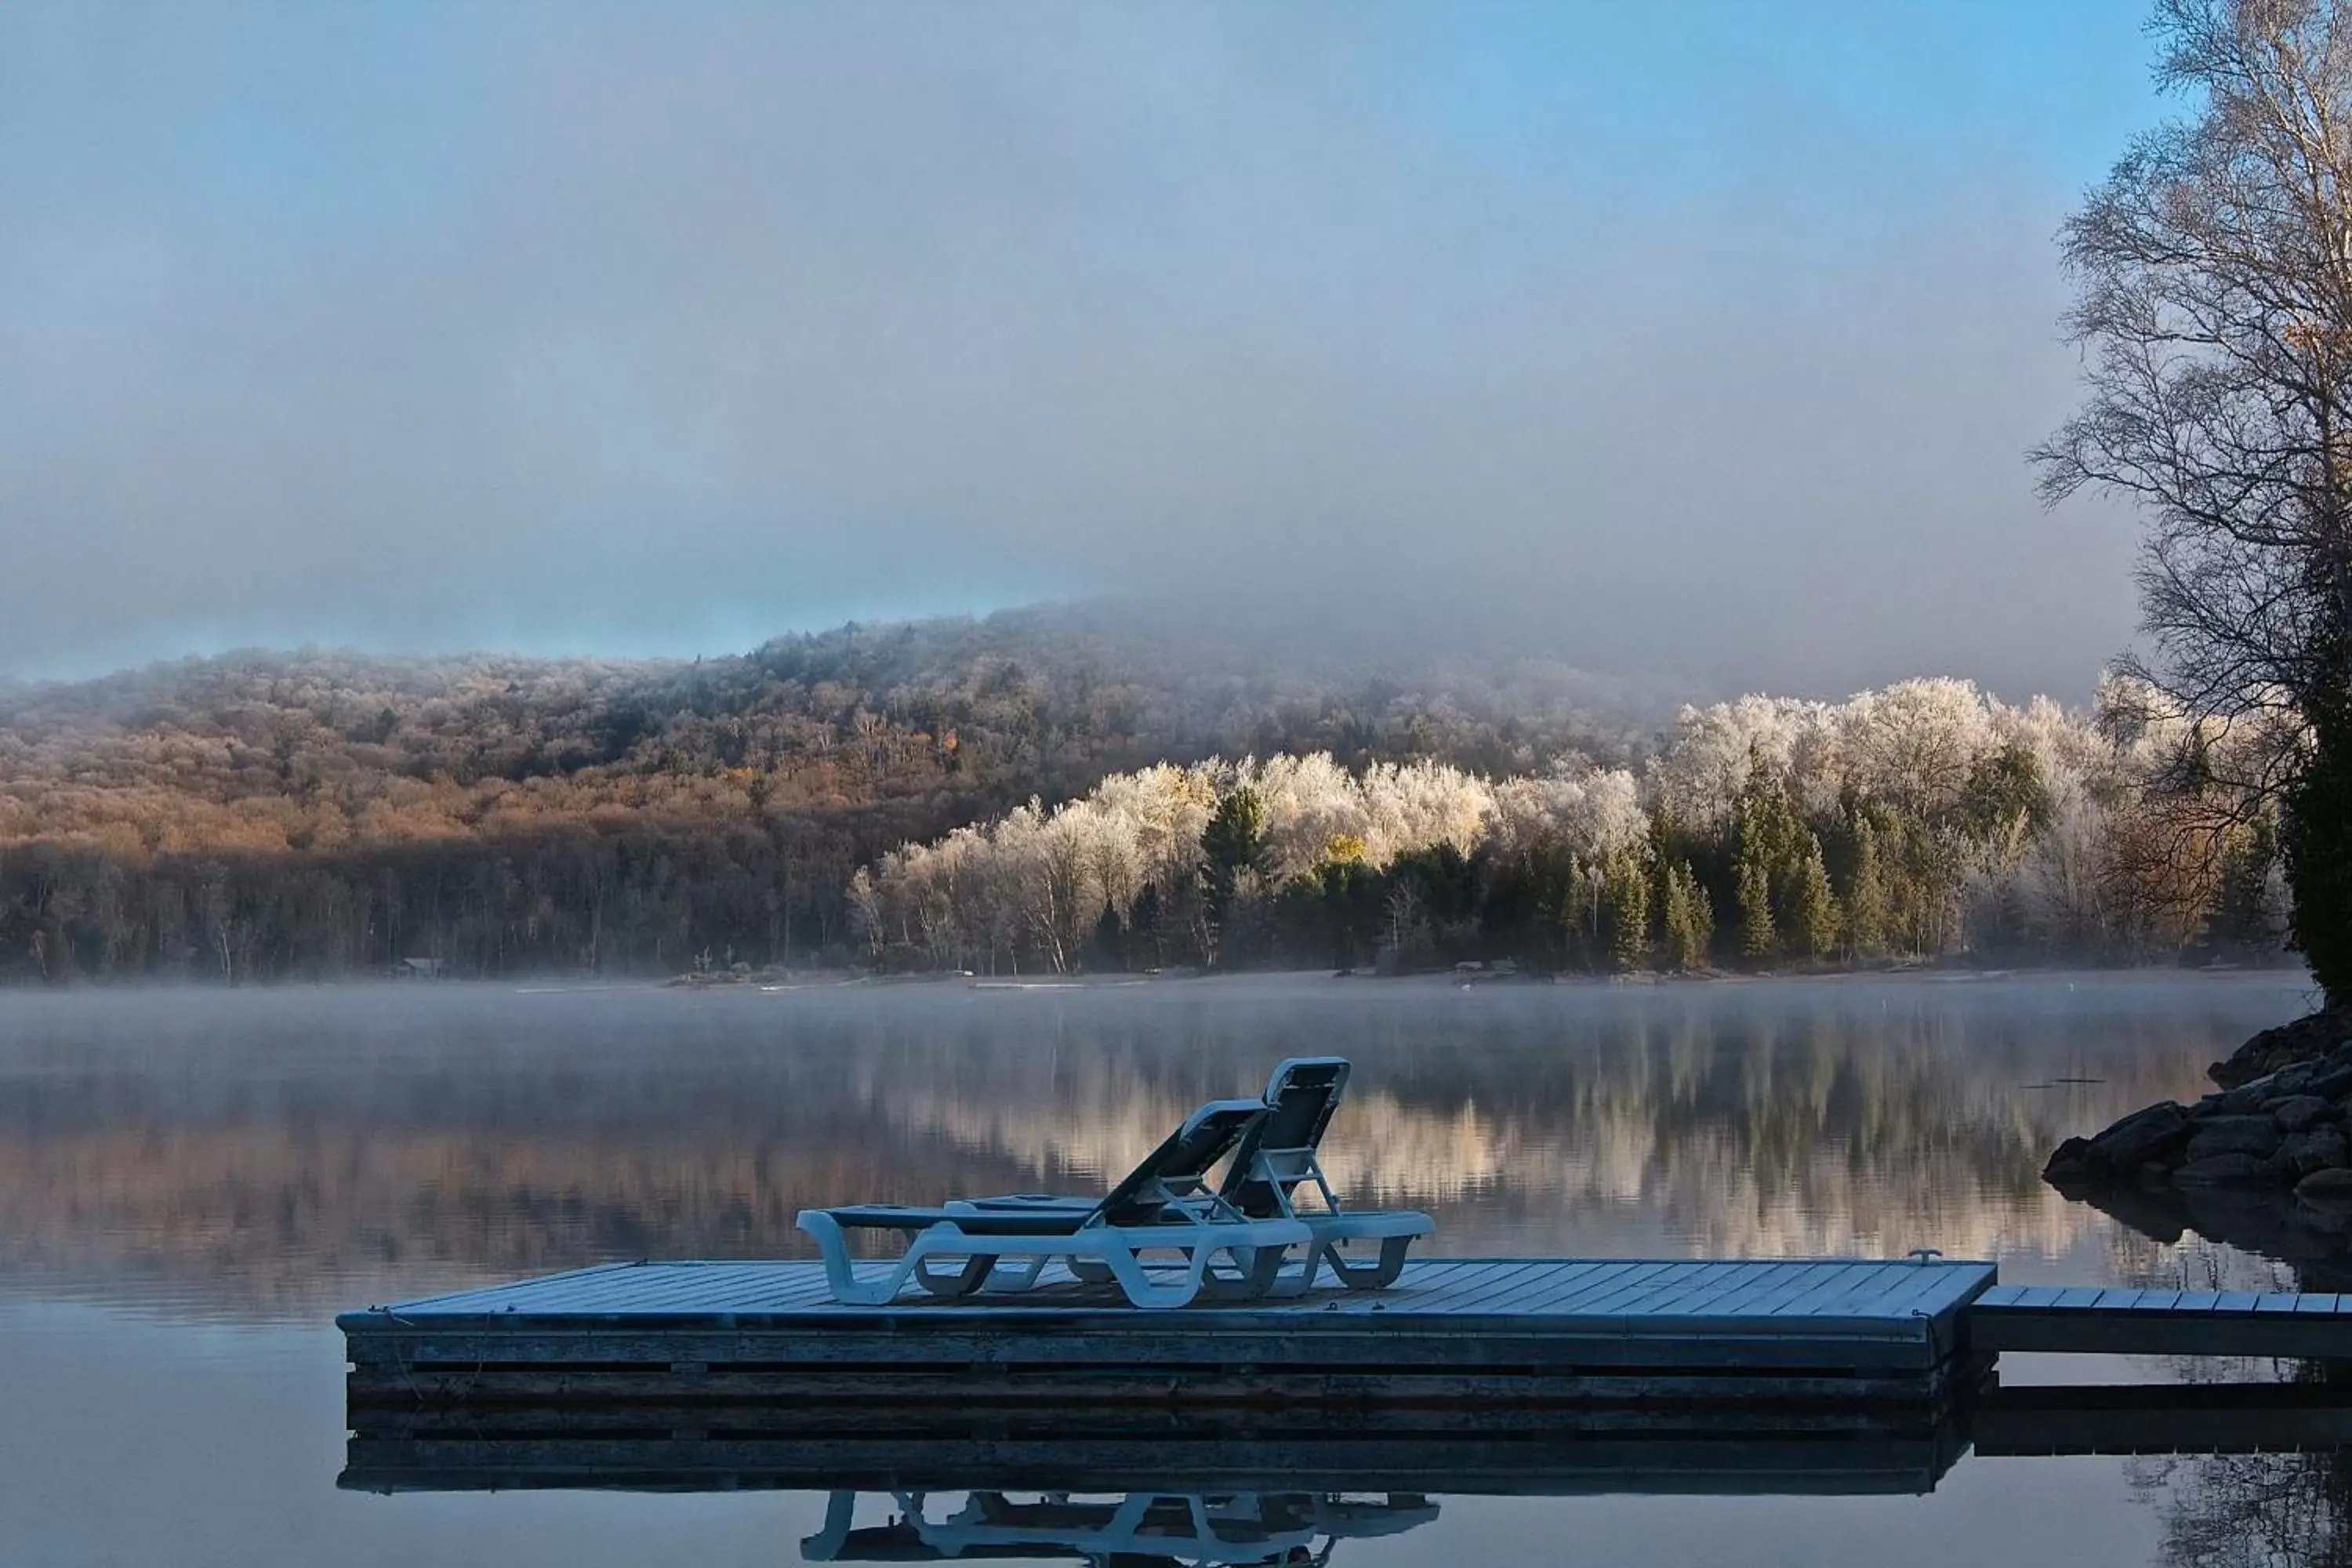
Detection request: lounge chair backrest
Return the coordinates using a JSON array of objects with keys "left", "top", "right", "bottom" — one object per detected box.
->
[
  {"left": 1093, "top": 1098, "right": 1266, "bottom": 1227},
  {"left": 1219, "top": 1056, "right": 1350, "bottom": 1218}
]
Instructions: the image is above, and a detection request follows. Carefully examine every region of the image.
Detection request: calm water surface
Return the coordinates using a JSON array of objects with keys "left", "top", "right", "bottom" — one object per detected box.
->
[{"left": 0, "top": 971, "right": 2336, "bottom": 1566}]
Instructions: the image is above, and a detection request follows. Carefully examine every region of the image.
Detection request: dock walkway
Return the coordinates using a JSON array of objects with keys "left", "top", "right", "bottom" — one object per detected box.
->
[{"left": 1969, "top": 1282, "right": 2352, "bottom": 1357}]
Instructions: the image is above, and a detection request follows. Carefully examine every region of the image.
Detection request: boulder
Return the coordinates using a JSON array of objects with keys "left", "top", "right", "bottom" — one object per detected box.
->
[
  {"left": 2211, "top": 1007, "right": 2352, "bottom": 1090},
  {"left": 2085, "top": 1102, "right": 2194, "bottom": 1168},
  {"left": 2176, "top": 1152, "right": 2270, "bottom": 1185},
  {"left": 2271, "top": 1095, "right": 2336, "bottom": 1134},
  {"left": 2184, "top": 1115, "right": 2282, "bottom": 1163},
  {"left": 2296, "top": 1166, "right": 2352, "bottom": 1203},
  {"left": 2279, "top": 1126, "right": 2351, "bottom": 1176},
  {"left": 2273, "top": 1061, "right": 2324, "bottom": 1097},
  {"left": 2220, "top": 1075, "right": 2285, "bottom": 1114},
  {"left": 2042, "top": 1137, "right": 2097, "bottom": 1185}
]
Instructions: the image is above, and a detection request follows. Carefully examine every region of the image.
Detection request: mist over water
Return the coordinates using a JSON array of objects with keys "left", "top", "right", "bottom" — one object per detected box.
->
[
  {"left": 0, "top": 973, "right": 2298, "bottom": 1313},
  {"left": 0, "top": 972, "right": 2334, "bottom": 1565}
]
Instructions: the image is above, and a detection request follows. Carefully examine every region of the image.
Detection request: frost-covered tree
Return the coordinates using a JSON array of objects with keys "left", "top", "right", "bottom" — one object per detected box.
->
[
  {"left": 2034, "top": 0, "right": 2352, "bottom": 1000},
  {"left": 855, "top": 673, "right": 2292, "bottom": 975}
]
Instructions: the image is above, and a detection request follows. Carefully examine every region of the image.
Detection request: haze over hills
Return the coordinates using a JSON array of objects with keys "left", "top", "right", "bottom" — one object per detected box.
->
[
  {"left": 0, "top": 601, "right": 1697, "bottom": 981},
  {"left": 0, "top": 598, "right": 2288, "bottom": 985},
  {"left": 0, "top": 598, "right": 1682, "bottom": 815}
]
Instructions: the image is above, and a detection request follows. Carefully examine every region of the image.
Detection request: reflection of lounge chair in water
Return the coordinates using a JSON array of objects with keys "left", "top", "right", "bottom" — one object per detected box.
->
[
  {"left": 798, "top": 1487, "right": 1442, "bottom": 1566},
  {"left": 796, "top": 1099, "right": 1311, "bottom": 1308}
]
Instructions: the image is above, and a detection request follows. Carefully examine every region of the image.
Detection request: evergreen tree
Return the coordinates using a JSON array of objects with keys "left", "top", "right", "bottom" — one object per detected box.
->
[
  {"left": 1737, "top": 856, "right": 1774, "bottom": 964},
  {"left": 1959, "top": 742, "right": 2055, "bottom": 845},
  {"left": 1197, "top": 786, "right": 1272, "bottom": 964},
  {"left": 1785, "top": 832, "right": 1841, "bottom": 961},
  {"left": 2284, "top": 713, "right": 2352, "bottom": 998},
  {"left": 2207, "top": 811, "right": 2280, "bottom": 955},
  {"left": 1314, "top": 855, "right": 1382, "bottom": 969},
  {"left": 1736, "top": 841, "right": 1776, "bottom": 966},
  {"left": 1602, "top": 850, "right": 1651, "bottom": 972},
  {"left": 1732, "top": 750, "right": 1793, "bottom": 966},
  {"left": 1089, "top": 902, "right": 1125, "bottom": 971},
  {"left": 1127, "top": 882, "right": 1164, "bottom": 968},
  {"left": 1200, "top": 786, "right": 1272, "bottom": 892},
  {"left": 1844, "top": 815, "right": 1890, "bottom": 957},
  {"left": 1558, "top": 853, "right": 1603, "bottom": 970},
  {"left": 1659, "top": 858, "right": 1713, "bottom": 972}
]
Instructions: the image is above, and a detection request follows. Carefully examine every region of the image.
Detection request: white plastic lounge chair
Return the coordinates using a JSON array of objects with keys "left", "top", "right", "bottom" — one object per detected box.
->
[
  {"left": 797, "top": 1098, "right": 1311, "bottom": 1310},
  {"left": 1219, "top": 1056, "right": 1433, "bottom": 1290},
  {"left": 940, "top": 1057, "right": 1428, "bottom": 1299}
]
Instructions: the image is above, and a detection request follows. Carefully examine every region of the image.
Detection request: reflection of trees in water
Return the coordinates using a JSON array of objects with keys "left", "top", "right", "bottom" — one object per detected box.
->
[
  {"left": 2135, "top": 1446, "right": 2352, "bottom": 1568},
  {"left": 835, "top": 984, "right": 2241, "bottom": 1259},
  {"left": 0, "top": 978, "right": 2295, "bottom": 1313},
  {"left": 2103, "top": 1242, "right": 2352, "bottom": 1568}
]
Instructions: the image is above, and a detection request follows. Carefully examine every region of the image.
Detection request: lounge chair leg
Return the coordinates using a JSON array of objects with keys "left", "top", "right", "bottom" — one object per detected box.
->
[
  {"left": 1100, "top": 1243, "right": 1206, "bottom": 1309},
  {"left": 800, "top": 1490, "right": 858, "bottom": 1560},
  {"left": 915, "top": 1252, "right": 996, "bottom": 1298},
  {"left": 983, "top": 1254, "right": 1051, "bottom": 1291},
  {"left": 1239, "top": 1242, "right": 1293, "bottom": 1298},
  {"left": 798, "top": 1210, "right": 920, "bottom": 1305},
  {"left": 1196, "top": 1241, "right": 1294, "bottom": 1301},
  {"left": 1326, "top": 1233, "right": 1415, "bottom": 1290}
]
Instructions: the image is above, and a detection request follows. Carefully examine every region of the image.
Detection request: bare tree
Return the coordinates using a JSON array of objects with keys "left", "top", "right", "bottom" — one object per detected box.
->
[{"left": 2034, "top": 0, "right": 2352, "bottom": 998}]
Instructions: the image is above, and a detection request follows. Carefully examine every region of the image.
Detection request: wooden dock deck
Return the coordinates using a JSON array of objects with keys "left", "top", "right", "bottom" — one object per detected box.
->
[{"left": 343, "top": 1256, "right": 1996, "bottom": 1408}]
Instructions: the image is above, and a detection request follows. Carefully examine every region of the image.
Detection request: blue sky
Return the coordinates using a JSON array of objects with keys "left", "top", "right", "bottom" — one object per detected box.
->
[{"left": 0, "top": 1, "right": 2172, "bottom": 694}]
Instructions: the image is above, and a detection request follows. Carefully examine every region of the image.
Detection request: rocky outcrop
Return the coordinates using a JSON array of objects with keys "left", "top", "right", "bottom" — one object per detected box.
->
[
  {"left": 2209, "top": 1007, "right": 2352, "bottom": 1089},
  {"left": 2045, "top": 1012, "right": 2352, "bottom": 1211}
]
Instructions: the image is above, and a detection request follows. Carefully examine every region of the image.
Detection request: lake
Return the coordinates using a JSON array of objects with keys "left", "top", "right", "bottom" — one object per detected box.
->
[{"left": 0, "top": 971, "right": 2336, "bottom": 1566}]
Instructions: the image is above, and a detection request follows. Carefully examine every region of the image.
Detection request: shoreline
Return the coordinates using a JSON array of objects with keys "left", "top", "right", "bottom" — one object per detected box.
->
[{"left": 0, "top": 964, "right": 2314, "bottom": 1001}]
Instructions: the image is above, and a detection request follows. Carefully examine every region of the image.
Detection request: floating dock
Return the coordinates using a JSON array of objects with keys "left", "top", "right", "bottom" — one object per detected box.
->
[
  {"left": 343, "top": 1256, "right": 1998, "bottom": 1408},
  {"left": 342, "top": 1255, "right": 2352, "bottom": 1416},
  {"left": 342, "top": 1256, "right": 2352, "bottom": 1504}
]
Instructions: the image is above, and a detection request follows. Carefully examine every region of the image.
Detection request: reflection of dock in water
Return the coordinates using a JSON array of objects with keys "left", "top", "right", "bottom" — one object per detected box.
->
[
  {"left": 339, "top": 1403, "right": 1971, "bottom": 1498},
  {"left": 338, "top": 1243, "right": 2352, "bottom": 1548},
  {"left": 340, "top": 1382, "right": 2352, "bottom": 1505},
  {"left": 1971, "top": 1379, "right": 2352, "bottom": 1456}
]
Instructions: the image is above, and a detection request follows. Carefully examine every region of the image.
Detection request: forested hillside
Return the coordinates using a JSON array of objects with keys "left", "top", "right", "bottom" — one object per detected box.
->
[
  {"left": 861, "top": 678, "right": 2294, "bottom": 978},
  {"left": 0, "top": 605, "right": 1665, "bottom": 982}
]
